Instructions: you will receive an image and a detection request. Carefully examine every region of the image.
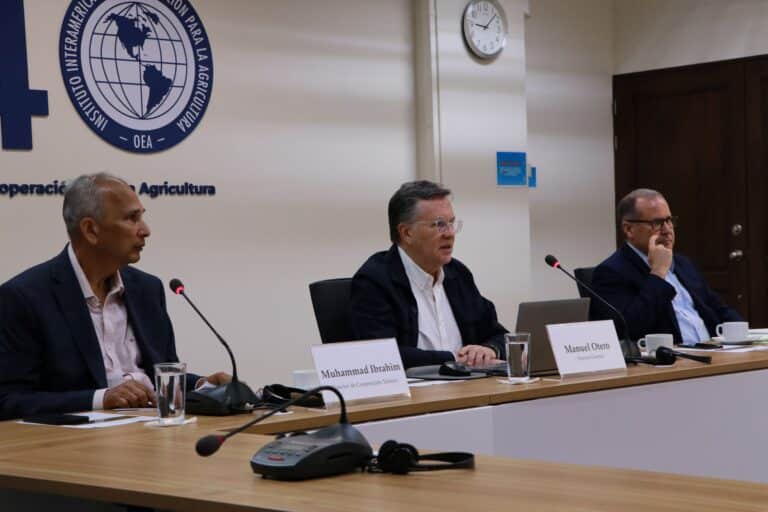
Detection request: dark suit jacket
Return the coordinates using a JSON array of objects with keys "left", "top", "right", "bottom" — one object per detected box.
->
[
  {"left": 349, "top": 245, "right": 507, "bottom": 368},
  {"left": 0, "top": 247, "right": 200, "bottom": 420},
  {"left": 591, "top": 244, "right": 742, "bottom": 344}
]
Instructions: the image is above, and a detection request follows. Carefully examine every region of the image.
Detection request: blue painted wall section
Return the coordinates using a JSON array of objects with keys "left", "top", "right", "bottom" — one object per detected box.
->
[{"left": 0, "top": 0, "right": 49, "bottom": 150}]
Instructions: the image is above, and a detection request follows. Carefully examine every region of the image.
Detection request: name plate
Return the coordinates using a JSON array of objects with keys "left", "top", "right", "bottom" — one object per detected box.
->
[
  {"left": 546, "top": 320, "right": 626, "bottom": 377},
  {"left": 311, "top": 338, "right": 410, "bottom": 404}
]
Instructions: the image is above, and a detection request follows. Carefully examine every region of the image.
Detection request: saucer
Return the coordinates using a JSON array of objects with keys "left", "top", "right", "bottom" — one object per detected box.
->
[{"left": 712, "top": 335, "right": 759, "bottom": 345}]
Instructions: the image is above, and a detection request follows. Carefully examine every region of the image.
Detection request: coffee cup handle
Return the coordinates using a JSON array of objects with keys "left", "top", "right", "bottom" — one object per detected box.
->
[
  {"left": 637, "top": 338, "right": 646, "bottom": 349},
  {"left": 716, "top": 324, "right": 724, "bottom": 337}
]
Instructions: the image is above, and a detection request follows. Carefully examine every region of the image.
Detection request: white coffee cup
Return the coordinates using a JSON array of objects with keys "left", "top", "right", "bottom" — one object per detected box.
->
[
  {"left": 637, "top": 333, "right": 674, "bottom": 355},
  {"left": 716, "top": 321, "right": 749, "bottom": 342}
]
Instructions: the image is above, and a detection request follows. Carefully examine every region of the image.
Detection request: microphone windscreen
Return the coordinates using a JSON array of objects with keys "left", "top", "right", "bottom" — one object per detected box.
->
[
  {"left": 544, "top": 254, "right": 559, "bottom": 268},
  {"left": 169, "top": 278, "right": 184, "bottom": 295},
  {"left": 196, "top": 434, "right": 225, "bottom": 456}
]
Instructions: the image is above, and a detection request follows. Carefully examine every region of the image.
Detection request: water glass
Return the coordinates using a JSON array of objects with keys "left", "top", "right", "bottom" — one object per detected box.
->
[
  {"left": 154, "top": 362, "right": 186, "bottom": 425},
  {"left": 505, "top": 332, "right": 531, "bottom": 382}
]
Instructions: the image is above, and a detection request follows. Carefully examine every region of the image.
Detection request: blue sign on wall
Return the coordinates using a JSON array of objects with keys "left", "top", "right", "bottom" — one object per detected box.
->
[
  {"left": 497, "top": 151, "right": 527, "bottom": 186},
  {"left": 0, "top": 0, "right": 49, "bottom": 150}
]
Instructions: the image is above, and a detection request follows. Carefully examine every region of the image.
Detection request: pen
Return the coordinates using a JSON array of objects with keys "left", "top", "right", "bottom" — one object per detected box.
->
[{"left": 89, "top": 415, "right": 131, "bottom": 423}]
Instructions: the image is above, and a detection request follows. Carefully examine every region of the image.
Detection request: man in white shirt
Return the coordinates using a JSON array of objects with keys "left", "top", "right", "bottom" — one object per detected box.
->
[
  {"left": 0, "top": 173, "right": 229, "bottom": 420},
  {"left": 350, "top": 180, "right": 507, "bottom": 368}
]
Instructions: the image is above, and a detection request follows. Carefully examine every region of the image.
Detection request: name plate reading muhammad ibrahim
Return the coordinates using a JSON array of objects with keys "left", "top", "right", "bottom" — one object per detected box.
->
[{"left": 311, "top": 339, "right": 410, "bottom": 405}]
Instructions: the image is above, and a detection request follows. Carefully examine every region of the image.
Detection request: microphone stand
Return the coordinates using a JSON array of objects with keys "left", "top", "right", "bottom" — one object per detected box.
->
[
  {"left": 547, "top": 258, "right": 640, "bottom": 363},
  {"left": 196, "top": 385, "right": 350, "bottom": 456},
  {"left": 171, "top": 280, "right": 257, "bottom": 412}
]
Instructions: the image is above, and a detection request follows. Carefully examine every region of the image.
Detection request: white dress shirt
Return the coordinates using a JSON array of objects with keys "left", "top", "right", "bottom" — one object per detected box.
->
[
  {"left": 398, "top": 246, "right": 463, "bottom": 355},
  {"left": 67, "top": 245, "right": 153, "bottom": 409}
]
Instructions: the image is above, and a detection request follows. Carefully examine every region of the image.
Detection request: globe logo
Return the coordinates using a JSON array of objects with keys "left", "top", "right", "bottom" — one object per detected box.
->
[
  {"left": 91, "top": 2, "right": 186, "bottom": 121},
  {"left": 59, "top": 0, "right": 213, "bottom": 153}
]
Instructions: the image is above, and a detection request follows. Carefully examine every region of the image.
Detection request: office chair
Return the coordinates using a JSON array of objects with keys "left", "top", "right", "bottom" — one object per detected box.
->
[
  {"left": 308, "top": 278, "right": 355, "bottom": 343},
  {"left": 573, "top": 267, "right": 595, "bottom": 299}
]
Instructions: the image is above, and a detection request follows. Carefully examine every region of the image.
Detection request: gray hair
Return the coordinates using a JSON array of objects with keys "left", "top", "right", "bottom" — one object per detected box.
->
[
  {"left": 62, "top": 173, "right": 129, "bottom": 237},
  {"left": 616, "top": 188, "right": 664, "bottom": 227},
  {"left": 388, "top": 180, "right": 451, "bottom": 243}
]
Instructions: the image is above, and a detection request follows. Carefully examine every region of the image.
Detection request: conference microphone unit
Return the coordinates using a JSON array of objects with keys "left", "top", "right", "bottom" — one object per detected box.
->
[
  {"left": 544, "top": 254, "right": 640, "bottom": 361},
  {"left": 169, "top": 278, "right": 258, "bottom": 415},
  {"left": 196, "top": 385, "right": 374, "bottom": 481}
]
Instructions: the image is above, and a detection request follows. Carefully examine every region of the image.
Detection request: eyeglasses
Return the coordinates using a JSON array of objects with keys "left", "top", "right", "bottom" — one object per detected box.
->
[
  {"left": 411, "top": 218, "right": 463, "bottom": 234},
  {"left": 624, "top": 215, "right": 678, "bottom": 230}
]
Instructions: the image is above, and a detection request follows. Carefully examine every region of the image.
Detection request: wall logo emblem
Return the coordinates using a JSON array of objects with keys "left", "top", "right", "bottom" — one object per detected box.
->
[{"left": 59, "top": 0, "right": 213, "bottom": 153}]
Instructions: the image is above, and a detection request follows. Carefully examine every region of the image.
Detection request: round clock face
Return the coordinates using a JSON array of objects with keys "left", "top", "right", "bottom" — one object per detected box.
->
[{"left": 462, "top": 0, "right": 507, "bottom": 59}]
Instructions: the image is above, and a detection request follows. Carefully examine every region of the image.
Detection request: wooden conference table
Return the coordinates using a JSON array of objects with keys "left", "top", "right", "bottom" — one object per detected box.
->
[{"left": 1, "top": 349, "right": 768, "bottom": 511}]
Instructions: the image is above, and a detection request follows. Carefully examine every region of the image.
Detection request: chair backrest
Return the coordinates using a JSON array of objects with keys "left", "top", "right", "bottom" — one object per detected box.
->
[
  {"left": 573, "top": 267, "right": 595, "bottom": 299},
  {"left": 308, "top": 278, "right": 354, "bottom": 343}
]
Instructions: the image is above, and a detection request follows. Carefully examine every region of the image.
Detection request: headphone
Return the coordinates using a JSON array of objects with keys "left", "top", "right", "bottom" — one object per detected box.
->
[{"left": 369, "top": 440, "right": 475, "bottom": 475}]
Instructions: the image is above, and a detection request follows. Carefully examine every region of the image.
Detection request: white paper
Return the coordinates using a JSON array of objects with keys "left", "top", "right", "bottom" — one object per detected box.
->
[
  {"left": 19, "top": 411, "right": 154, "bottom": 428},
  {"left": 546, "top": 320, "right": 627, "bottom": 377}
]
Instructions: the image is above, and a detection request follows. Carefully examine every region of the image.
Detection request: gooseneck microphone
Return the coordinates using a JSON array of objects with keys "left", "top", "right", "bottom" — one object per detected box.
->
[
  {"left": 656, "top": 346, "right": 711, "bottom": 365},
  {"left": 169, "top": 278, "right": 257, "bottom": 413},
  {"left": 196, "top": 385, "right": 349, "bottom": 456},
  {"left": 170, "top": 278, "right": 239, "bottom": 380},
  {"left": 544, "top": 254, "right": 638, "bottom": 361}
]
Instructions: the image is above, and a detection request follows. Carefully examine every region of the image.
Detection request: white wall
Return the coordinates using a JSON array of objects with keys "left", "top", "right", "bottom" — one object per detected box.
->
[
  {"left": 429, "top": 0, "right": 531, "bottom": 325},
  {"left": 615, "top": 0, "right": 768, "bottom": 74},
  {"left": 526, "top": 0, "right": 615, "bottom": 300},
  {"left": 1, "top": 0, "right": 416, "bottom": 385}
]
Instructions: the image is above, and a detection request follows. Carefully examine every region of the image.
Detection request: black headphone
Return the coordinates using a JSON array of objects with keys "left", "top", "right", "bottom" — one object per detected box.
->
[{"left": 369, "top": 440, "right": 475, "bottom": 475}]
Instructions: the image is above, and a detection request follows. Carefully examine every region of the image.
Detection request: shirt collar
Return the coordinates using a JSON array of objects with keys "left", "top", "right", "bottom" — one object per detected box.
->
[
  {"left": 626, "top": 242, "right": 674, "bottom": 272},
  {"left": 397, "top": 245, "right": 444, "bottom": 290},
  {"left": 67, "top": 243, "right": 124, "bottom": 301}
]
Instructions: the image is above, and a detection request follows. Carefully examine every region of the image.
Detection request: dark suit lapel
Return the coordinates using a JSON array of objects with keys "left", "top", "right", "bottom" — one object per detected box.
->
[
  {"left": 121, "top": 269, "right": 158, "bottom": 376},
  {"left": 442, "top": 264, "right": 466, "bottom": 327},
  {"left": 387, "top": 245, "right": 419, "bottom": 346},
  {"left": 50, "top": 248, "right": 107, "bottom": 388}
]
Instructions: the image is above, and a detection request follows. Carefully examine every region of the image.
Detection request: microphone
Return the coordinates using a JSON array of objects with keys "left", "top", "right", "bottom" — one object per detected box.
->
[
  {"left": 196, "top": 385, "right": 349, "bottom": 456},
  {"left": 544, "top": 254, "right": 639, "bottom": 362},
  {"left": 169, "top": 278, "right": 257, "bottom": 414},
  {"left": 656, "top": 346, "right": 711, "bottom": 365}
]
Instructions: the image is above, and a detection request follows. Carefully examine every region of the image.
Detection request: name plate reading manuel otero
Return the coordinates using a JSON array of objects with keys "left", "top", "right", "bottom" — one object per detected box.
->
[
  {"left": 311, "top": 338, "right": 410, "bottom": 405},
  {"left": 546, "top": 320, "right": 626, "bottom": 378}
]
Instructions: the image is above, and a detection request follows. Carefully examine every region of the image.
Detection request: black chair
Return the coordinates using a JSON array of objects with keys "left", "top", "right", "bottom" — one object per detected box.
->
[
  {"left": 308, "top": 278, "right": 355, "bottom": 343},
  {"left": 573, "top": 267, "right": 595, "bottom": 299}
]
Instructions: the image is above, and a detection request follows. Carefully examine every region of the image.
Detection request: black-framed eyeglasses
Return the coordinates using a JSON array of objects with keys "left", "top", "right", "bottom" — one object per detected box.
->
[{"left": 624, "top": 215, "right": 678, "bottom": 230}]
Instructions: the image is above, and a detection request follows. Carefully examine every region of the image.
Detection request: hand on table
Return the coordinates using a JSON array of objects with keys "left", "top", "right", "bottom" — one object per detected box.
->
[
  {"left": 456, "top": 345, "right": 497, "bottom": 367},
  {"left": 104, "top": 380, "right": 156, "bottom": 409}
]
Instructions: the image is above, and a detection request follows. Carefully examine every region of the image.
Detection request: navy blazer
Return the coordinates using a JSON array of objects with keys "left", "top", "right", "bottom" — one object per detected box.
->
[
  {"left": 0, "top": 247, "right": 200, "bottom": 420},
  {"left": 349, "top": 245, "right": 507, "bottom": 368},
  {"left": 590, "top": 244, "right": 742, "bottom": 344}
]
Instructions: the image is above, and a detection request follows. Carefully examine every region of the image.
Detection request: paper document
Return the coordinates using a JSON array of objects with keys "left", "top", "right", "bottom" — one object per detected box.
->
[{"left": 19, "top": 411, "right": 154, "bottom": 428}]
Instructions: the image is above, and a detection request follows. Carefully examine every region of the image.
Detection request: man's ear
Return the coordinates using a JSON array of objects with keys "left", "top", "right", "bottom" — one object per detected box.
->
[
  {"left": 398, "top": 222, "right": 412, "bottom": 245},
  {"left": 79, "top": 217, "right": 100, "bottom": 245},
  {"left": 620, "top": 221, "right": 632, "bottom": 241}
]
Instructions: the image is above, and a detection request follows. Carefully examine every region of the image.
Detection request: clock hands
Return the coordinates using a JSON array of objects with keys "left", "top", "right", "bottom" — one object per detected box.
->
[{"left": 473, "top": 13, "right": 497, "bottom": 31}]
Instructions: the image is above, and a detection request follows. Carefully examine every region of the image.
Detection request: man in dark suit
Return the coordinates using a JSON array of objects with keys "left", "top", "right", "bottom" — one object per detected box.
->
[
  {"left": 349, "top": 180, "right": 507, "bottom": 369},
  {"left": 0, "top": 173, "right": 230, "bottom": 420},
  {"left": 591, "top": 188, "right": 742, "bottom": 345}
]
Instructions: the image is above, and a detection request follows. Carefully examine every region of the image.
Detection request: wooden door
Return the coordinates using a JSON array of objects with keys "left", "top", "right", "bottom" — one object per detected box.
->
[
  {"left": 745, "top": 58, "right": 768, "bottom": 326},
  {"left": 613, "top": 60, "right": 750, "bottom": 319}
]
